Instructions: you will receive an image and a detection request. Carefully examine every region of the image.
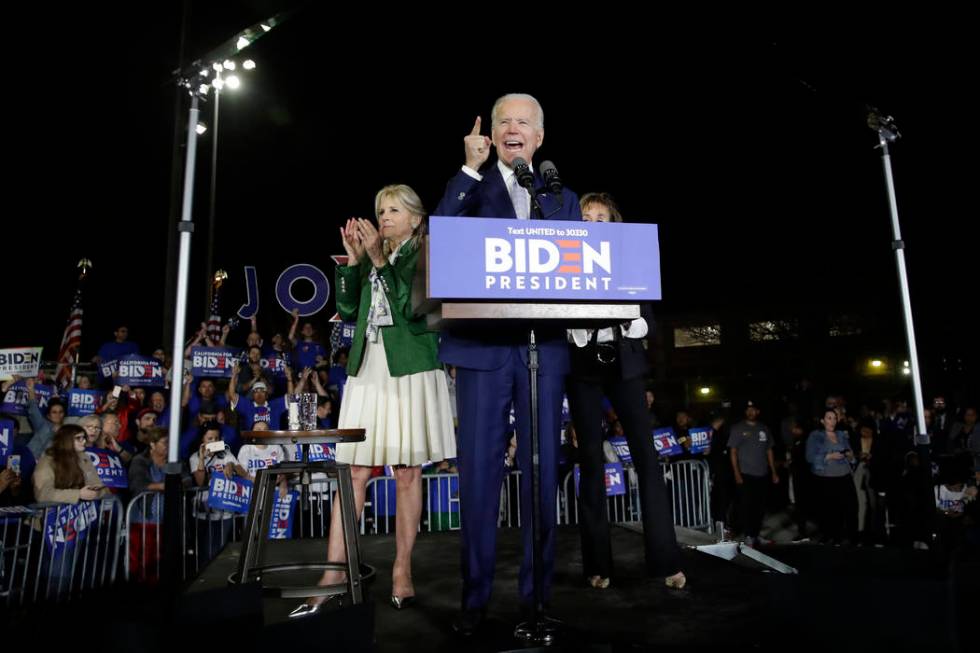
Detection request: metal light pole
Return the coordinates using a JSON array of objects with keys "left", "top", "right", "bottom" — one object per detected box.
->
[{"left": 867, "top": 107, "right": 928, "bottom": 439}]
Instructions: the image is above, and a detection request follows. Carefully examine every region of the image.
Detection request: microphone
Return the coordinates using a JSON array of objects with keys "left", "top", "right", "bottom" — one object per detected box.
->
[
  {"left": 540, "top": 160, "right": 563, "bottom": 194},
  {"left": 512, "top": 157, "right": 535, "bottom": 190}
]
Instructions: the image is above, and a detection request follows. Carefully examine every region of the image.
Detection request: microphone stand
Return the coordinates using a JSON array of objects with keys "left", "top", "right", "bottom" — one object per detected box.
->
[{"left": 512, "top": 174, "right": 562, "bottom": 647}]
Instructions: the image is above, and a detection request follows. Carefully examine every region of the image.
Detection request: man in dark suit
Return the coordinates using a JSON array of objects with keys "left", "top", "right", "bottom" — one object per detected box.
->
[{"left": 434, "top": 93, "right": 580, "bottom": 634}]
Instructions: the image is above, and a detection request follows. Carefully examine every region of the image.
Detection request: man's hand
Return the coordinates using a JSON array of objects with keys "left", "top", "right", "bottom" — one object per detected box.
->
[{"left": 464, "top": 116, "right": 491, "bottom": 170}]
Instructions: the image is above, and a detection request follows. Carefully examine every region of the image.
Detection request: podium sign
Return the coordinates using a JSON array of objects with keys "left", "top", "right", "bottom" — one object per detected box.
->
[{"left": 427, "top": 217, "right": 661, "bottom": 301}]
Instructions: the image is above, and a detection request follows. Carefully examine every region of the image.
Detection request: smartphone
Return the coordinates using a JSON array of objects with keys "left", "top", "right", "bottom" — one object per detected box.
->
[
  {"left": 112, "top": 386, "right": 122, "bottom": 398},
  {"left": 7, "top": 455, "right": 21, "bottom": 475},
  {"left": 205, "top": 441, "right": 226, "bottom": 454}
]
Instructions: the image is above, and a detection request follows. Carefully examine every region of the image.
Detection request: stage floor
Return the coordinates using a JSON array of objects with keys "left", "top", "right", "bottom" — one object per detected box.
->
[{"left": 186, "top": 524, "right": 968, "bottom": 652}]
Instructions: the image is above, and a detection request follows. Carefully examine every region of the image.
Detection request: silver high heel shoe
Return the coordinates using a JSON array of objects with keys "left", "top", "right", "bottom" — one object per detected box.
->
[{"left": 288, "top": 602, "right": 322, "bottom": 619}]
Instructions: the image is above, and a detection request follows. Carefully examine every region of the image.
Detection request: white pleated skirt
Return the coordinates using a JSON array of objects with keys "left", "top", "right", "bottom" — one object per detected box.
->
[{"left": 335, "top": 331, "right": 456, "bottom": 467}]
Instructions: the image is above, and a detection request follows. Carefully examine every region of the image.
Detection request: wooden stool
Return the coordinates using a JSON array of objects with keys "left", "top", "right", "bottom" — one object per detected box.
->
[{"left": 231, "top": 429, "right": 368, "bottom": 603}]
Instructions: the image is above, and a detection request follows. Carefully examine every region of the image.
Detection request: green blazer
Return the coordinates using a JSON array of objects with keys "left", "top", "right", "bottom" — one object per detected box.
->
[{"left": 335, "top": 244, "right": 440, "bottom": 378}]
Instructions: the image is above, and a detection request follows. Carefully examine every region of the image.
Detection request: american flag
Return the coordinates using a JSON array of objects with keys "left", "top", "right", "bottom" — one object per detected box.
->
[
  {"left": 206, "top": 285, "right": 222, "bottom": 345},
  {"left": 54, "top": 285, "right": 84, "bottom": 389}
]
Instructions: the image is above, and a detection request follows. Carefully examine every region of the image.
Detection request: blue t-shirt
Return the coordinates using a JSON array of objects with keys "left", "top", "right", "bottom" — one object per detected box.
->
[
  {"left": 186, "top": 387, "right": 230, "bottom": 420},
  {"left": 234, "top": 396, "right": 287, "bottom": 430},
  {"left": 97, "top": 341, "right": 140, "bottom": 363},
  {"left": 294, "top": 341, "right": 327, "bottom": 370},
  {"left": 328, "top": 365, "right": 348, "bottom": 403}
]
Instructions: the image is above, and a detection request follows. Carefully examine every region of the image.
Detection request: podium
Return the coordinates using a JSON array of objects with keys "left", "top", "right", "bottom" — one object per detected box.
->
[{"left": 416, "top": 216, "right": 660, "bottom": 644}]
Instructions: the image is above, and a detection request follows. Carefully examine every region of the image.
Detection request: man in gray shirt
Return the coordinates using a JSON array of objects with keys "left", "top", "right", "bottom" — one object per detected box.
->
[{"left": 728, "top": 401, "right": 779, "bottom": 546}]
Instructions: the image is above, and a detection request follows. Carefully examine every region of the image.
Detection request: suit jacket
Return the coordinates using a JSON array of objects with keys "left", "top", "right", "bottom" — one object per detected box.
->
[
  {"left": 434, "top": 165, "right": 582, "bottom": 373},
  {"left": 335, "top": 244, "right": 440, "bottom": 378}
]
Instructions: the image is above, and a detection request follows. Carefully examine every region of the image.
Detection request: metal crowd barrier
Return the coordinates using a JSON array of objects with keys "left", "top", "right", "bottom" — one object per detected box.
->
[
  {"left": 125, "top": 488, "right": 248, "bottom": 582},
  {"left": 122, "top": 461, "right": 713, "bottom": 584},
  {"left": 2, "top": 498, "right": 124, "bottom": 606},
  {"left": 361, "top": 473, "right": 461, "bottom": 535},
  {"left": 560, "top": 459, "right": 713, "bottom": 532}
]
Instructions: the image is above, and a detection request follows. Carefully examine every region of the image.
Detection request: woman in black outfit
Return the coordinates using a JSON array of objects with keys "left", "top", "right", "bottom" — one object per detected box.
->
[{"left": 567, "top": 193, "right": 685, "bottom": 590}]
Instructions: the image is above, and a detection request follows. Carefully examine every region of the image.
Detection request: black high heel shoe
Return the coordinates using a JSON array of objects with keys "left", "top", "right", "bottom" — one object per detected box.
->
[{"left": 390, "top": 594, "right": 416, "bottom": 610}]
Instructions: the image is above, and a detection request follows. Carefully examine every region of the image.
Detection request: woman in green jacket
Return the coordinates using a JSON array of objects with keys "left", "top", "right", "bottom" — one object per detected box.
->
[{"left": 294, "top": 185, "right": 455, "bottom": 617}]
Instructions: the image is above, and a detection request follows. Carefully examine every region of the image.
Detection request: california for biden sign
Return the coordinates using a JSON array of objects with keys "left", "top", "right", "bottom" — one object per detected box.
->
[{"left": 427, "top": 217, "right": 661, "bottom": 300}]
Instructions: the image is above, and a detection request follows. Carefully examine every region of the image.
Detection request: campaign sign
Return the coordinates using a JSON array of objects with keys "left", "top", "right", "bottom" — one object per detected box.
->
[
  {"left": 68, "top": 389, "right": 103, "bottom": 417},
  {"left": 191, "top": 347, "right": 236, "bottom": 379},
  {"left": 44, "top": 501, "right": 99, "bottom": 554},
  {"left": 0, "top": 381, "right": 54, "bottom": 416},
  {"left": 294, "top": 443, "right": 335, "bottom": 462},
  {"left": 688, "top": 427, "right": 713, "bottom": 455},
  {"left": 116, "top": 355, "right": 164, "bottom": 387},
  {"left": 574, "top": 462, "right": 627, "bottom": 497},
  {"left": 261, "top": 355, "right": 288, "bottom": 378},
  {"left": 428, "top": 217, "right": 661, "bottom": 300},
  {"left": 207, "top": 475, "right": 253, "bottom": 514},
  {"left": 268, "top": 490, "right": 300, "bottom": 539},
  {"left": 0, "top": 347, "right": 43, "bottom": 381},
  {"left": 608, "top": 436, "right": 633, "bottom": 465},
  {"left": 85, "top": 448, "right": 128, "bottom": 489},
  {"left": 340, "top": 321, "right": 356, "bottom": 347},
  {"left": 653, "top": 427, "right": 684, "bottom": 456},
  {"left": 98, "top": 359, "right": 119, "bottom": 380},
  {"left": 0, "top": 418, "right": 13, "bottom": 468}
]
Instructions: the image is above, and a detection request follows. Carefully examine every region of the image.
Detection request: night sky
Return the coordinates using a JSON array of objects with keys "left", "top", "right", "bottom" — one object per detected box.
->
[{"left": 5, "top": 5, "right": 975, "bottom": 375}]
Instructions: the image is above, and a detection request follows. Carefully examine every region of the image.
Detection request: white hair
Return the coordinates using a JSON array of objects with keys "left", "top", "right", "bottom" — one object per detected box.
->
[{"left": 491, "top": 93, "right": 544, "bottom": 130}]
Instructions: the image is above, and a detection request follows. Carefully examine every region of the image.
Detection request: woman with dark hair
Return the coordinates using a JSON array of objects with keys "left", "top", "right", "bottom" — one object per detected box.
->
[
  {"left": 805, "top": 408, "right": 858, "bottom": 544},
  {"left": 566, "top": 192, "right": 685, "bottom": 591},
  {"left": 187, "top": 421, "right": 247, "bottom": 569},
  {"left": 31, "top": 424, "right": 110, "bottom": 593},
  {"left": 293, "top": 184, "right": 455, "bottom": 617},
  {"left": 33, "top": 424, "right": 108, "bottom": 504}
]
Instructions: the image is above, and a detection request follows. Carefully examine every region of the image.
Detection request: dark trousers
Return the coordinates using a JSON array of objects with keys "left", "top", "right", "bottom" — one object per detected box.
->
[
  {"left": 737, "top": 474, "right": 769, "bottom": 538},
  {"left": 814, "top": 474, "right": 858, "bottom": 542},
  {"left": 567, "top": 375, "right": 681, "bottom": 578},
  {"left": 790, "top": 465, "right": 813, "bottom": 535},
  {"left": 455, "top": 358, "right": 564, "bottom": 610}
]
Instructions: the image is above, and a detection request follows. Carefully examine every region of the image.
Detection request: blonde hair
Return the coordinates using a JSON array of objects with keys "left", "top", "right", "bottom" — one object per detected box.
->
[
  {"left": 78, "top": 414, "right": 102, "bottom": 430},
  {"left": 374, "top": 184, "right": 427, "bottom": 256}
]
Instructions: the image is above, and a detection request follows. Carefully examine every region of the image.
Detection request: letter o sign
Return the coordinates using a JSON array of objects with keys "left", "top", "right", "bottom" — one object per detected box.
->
[{"left": 275, "top": 264, "right": 330, "bottom": 317}]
